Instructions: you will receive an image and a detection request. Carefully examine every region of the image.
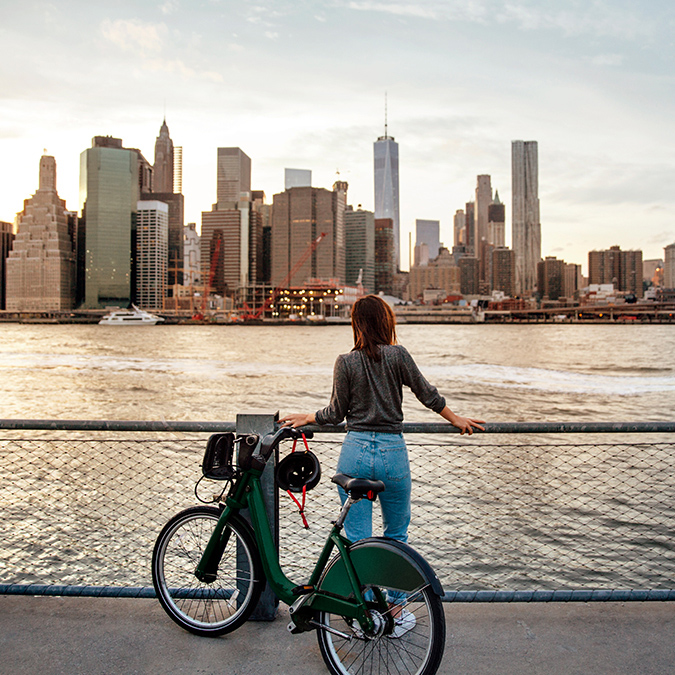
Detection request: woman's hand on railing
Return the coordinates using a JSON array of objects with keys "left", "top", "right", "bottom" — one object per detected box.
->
[
  {"left": 279, "top": 412, "right": 316, "bottom": 428},
  {"left": 439, "top": 407, "right": 485, "bottom": 435}
]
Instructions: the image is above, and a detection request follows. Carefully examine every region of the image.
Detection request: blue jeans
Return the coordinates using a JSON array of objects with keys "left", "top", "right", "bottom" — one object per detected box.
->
[{"left": 336, "top": 431, "right": 411, "bottom": 545}]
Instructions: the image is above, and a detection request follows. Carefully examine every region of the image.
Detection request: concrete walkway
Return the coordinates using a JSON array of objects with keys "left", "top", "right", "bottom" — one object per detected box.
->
[{"left": 1, "top": 595, "right": 674, "bottom": 674}]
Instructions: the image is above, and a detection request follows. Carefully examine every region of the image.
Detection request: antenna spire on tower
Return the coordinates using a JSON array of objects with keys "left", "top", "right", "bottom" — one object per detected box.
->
[{"left": 384, "top": 92, "right": 388, "bottom": 137}]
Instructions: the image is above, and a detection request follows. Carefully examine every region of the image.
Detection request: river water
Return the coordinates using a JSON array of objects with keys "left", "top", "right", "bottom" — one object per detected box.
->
[
  {"left": 2, "top": 322, "right": 674, "bottom": 423},
  {"left": 1, "top": 323, "right": 674, "bottom": 591}
]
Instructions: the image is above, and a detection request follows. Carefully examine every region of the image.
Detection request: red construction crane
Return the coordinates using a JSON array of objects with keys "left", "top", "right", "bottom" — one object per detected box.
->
[
  {"left": 239, "top": 232, "right": 326, "bottom": 321},
  {"left": 192, "top": 237, "right": 221, "bottom": 321}
]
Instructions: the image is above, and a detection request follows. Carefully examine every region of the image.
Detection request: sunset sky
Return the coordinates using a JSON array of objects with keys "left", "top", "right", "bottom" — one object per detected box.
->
[{"left": 1, "top": 0, "right": 673, "bottom": 272}]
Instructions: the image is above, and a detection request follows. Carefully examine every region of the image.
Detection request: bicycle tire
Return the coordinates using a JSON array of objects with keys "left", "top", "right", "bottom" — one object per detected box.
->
[
  {"left": 315, "top": 543, "right": 445, "bottom": 675},
  {"left": 152, "top": 506, "right": 264, "bottom": 637}
]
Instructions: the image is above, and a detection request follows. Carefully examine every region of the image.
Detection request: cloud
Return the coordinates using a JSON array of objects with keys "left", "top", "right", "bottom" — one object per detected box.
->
[
  {"left": 590, "top": 53, "right": 624, "bottom": 67},
  {"left": 344, "top": 0, "right": 662, "bottom": 40},
  {"left": 346, "top": 0, "right": 487, "bottom": 21},
  {"left": 101, "top": 18, "right": 168, "bottom": 56},
  {"left": 160, "top": 0, "right": 180, "bottom": 15}
]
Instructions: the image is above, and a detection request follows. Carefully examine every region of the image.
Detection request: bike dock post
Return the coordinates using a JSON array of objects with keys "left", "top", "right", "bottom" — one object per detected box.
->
[{"left": 236, "top": 412, "right": 280, "bottom": 620}]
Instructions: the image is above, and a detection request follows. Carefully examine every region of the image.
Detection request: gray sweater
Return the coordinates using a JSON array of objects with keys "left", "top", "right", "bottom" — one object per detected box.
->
[{"left": 314, "top": 344, "right": 446, "bottom": 432}]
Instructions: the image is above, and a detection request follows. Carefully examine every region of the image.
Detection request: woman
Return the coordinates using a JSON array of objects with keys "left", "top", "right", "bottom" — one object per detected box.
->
[{"left": 280, "top": 294, "right": 484, "bottom": 548}]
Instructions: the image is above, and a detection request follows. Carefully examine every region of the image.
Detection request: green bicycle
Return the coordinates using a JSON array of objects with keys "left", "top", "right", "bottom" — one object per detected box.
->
[{"left": 151, "top": 426, "right": 446, "bottom": 675}]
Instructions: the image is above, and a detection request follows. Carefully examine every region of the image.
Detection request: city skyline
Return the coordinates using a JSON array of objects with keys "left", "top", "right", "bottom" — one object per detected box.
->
[{"left": 1, "top": 1, "right": 673, "bottom": 273}]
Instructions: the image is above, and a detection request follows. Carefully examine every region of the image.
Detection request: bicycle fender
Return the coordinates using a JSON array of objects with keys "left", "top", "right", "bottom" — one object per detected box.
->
[{"left": 317, "top": 537, "right": 444, "bottom": 598}]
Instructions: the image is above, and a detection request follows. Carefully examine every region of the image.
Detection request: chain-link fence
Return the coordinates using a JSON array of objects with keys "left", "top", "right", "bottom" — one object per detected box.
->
[{"left": 1, "top": 425, "right": 674, "bottom": 601}]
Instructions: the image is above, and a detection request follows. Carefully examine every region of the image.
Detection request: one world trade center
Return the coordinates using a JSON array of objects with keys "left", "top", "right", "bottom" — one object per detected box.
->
[{"left": 374, "top": 119, "right": 400, "bottom": 271}]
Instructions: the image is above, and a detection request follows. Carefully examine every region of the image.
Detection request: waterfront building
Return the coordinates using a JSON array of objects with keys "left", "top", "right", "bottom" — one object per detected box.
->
[
  {"left": 183, "top": 223, "right": 201, "bottom": 287},
  {"left": 537, "top": 256, "right": 565, "bottom": 301},
  {"left": 284, "top": 169, "right": 311, "bottom": 189},
  {"left": 453, "top": 209, "right": 465, "bottom": 247},
  {"left": 271, "top": 182, "right": 346, "bottom": 288},
  {"left": 374, "top": 122, "right": 400, "bottom": 270},
  {"left": 409, "top": 248, "right": 460, "bottom": 300},
  {"left": 415, "top": 219, "right": 440, "bottom": 260},
  {"left": 6, "top": 155, "right": 76, "bottom": 311},
  {"left": 374, "top": 217, "right": 395, "bottom": 295},
  {"left": 201, "top": 148, "right": 263, "bottom": 297},
  {"left": 663, "top": 244, "right": 675, "bottom": 289},
  {"left": 0, "top": 221, "right": 13, "bottom": 309},
  {"left": 135, "top": 201, "right": 168, "bottom": 310},
  {"left": 79, "top": 136, "right": 152, "bottom": 309},
  {"left": 589, "top": 246, "right": 643, "bottom": 297},
  {"left": 344, "top": 207, "right": 375, "bottom": 293},
  {"left": 512, "top": 140, "right": 541, "bottom": 295},
  {"left": 459, "top": 256, "right": 479, "bottom": 295},
  {"left": 492, "top": 247, "right": 515, "bottom": 297}
]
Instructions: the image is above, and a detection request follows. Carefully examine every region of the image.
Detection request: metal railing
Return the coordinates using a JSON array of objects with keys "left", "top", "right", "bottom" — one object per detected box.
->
[{"left": 1, "top": 419, "right": 674, "bottom": 602}]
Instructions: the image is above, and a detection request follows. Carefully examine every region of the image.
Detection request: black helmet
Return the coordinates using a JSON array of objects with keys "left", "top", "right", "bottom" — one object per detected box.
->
[{"left": 276, "top": 451, "right": 321, "bottom": 493}]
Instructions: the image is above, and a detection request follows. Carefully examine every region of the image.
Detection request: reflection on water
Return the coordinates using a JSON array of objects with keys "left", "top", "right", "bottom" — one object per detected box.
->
[
  {"left": 1, "top": 323, "right": 674, "bottom": 590},
  {"left": 1, "top": 323, "right": 674, "bottom": 423}
]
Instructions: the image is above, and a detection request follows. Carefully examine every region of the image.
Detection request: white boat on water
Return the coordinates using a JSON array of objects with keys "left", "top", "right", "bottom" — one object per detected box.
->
[{"left": 98, "top": 305, "right": 165, "bottom": 326}]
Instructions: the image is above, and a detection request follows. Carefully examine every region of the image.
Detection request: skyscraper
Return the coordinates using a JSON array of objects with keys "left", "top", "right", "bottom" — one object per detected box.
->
[
  {"left": 345, "top": 207, "right": 375, "bottom": 293},
  {"left": 271, "top": 182, "right": 346, "bottom": 287},
  {"left": 153, "top": 119, "right": 174, "bottom": 193},
  {"left": 488, "top": 191, "right": 505, "bottom": 247},
  {"left": 475, "top": 175, "right": 492, "bottom": 249},
  {"left": 284, "top": 169, "right": 312, "bottom": 189},
  {"left": 589, "top": 246, "right": 643, "bottom": 297},
  {"left": 374, "top": 218, "right": 395, "bottom": 295},
  {"left": 664, "top": 244, "right": 675, "bottom": 289},
  {"left": 202, "top": 148, "right": 262, "bottom": 297},
  {"left": 453, "top": 210, "right": 465, "bottom": 247},
  {"left": 374, "top": 117, "right": 400, "bottom": 270},
  {"left": 145, "top": 120, "right": 184, "bottom": 287},
  {"left": 511, "top": 140, "right": 541, "bottom": 295},
  {"left": 492, "top": 247, "right": 515, "bottom": 297},
  {"left": 79, "top": 136, "right": 153, "bottom": 308},
  {"left": 217, "top": 147, "right": 251, "bottom": 203},
  {"left": 0, "top": 221, "right": 14, "bottom": 310},
  {"left": 135, "top": 201, "right": 168, "bottom": 310},
  {"left": 415, "top": 219, "right": 440, "bottom": 261},
  {"left": 6, "top": 155, "right": 76, "bottom": 311}
]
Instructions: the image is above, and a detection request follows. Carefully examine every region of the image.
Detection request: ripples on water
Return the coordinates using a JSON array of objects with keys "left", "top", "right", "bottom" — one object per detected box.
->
[
  {"left": 1, "top": 323, "right": 673, "bottom": 422},
  {"left": 1, "top": 323, "right": 674, "bottom": 590}
]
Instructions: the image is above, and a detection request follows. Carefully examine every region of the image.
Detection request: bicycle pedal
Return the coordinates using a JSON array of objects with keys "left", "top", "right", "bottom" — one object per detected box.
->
[{"left": 291, "top": 584, "right": 314, "bottom": 596}]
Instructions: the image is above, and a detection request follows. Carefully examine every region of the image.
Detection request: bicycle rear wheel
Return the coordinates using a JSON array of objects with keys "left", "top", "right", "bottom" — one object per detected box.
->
[
  {"left": 316, "top": 584, "right": 445, "bottom": 675},
  {"left": 152, "top": 506, "right": 263, "bottom": 636}
]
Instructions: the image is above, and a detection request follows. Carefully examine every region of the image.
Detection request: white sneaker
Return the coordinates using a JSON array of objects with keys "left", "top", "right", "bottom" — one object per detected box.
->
[{"left": 390, "top": 608, "right": 416, "bottom": 638}]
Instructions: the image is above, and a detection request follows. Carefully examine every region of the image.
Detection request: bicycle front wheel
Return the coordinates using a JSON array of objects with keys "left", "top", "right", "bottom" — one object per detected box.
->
[
  {"left": 317, "top": 584, "right": 445, "bottom": 675},
  {"left": 152, "top": 506, "right": 263, "bottom": 636}
]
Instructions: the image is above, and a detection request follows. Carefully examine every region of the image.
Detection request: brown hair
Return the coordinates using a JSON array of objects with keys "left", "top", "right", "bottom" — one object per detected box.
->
[{"left": 351, "top": 294, "right": 397, "bottom": 361}]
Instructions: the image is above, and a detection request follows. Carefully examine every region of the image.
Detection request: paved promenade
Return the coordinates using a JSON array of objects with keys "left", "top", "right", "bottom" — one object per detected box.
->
[{"left": 1, "top": 595, "right": 674, "bottom": 674}]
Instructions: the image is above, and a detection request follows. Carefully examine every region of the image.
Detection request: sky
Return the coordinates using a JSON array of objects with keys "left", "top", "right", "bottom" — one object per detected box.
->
[{"left": 1, "top": 0, "right": 674, "bottom": 273}]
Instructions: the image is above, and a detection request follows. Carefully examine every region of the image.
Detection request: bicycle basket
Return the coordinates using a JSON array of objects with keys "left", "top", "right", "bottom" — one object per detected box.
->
[{"left": 202, "top": 433, "right": 236, "bottom": 480}]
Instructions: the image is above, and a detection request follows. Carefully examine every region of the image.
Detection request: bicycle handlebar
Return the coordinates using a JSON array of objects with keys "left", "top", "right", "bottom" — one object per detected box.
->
[{"left": 257, "top": 426, "right": 314, "bottom": 464}]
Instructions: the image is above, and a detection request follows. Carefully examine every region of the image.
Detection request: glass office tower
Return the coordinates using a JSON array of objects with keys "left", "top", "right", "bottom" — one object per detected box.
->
[
  {"left": 80, "top": 138, "right": 140, "bottom": 308},
  {"left": 374, "top": 134, "right": 400, "bottom": 270}
]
